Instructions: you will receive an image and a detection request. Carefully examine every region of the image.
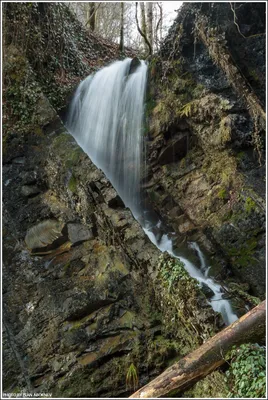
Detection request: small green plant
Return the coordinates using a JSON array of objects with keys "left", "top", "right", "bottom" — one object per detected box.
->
[
  {"left": 236, "top": 151, "right": 245, "bottom": 161},
  {"left": 159, "top": 255, "right": 196, "bottom": 293},
  {"left": 192, "top": 83, "right": 204, "bottom": 98},
  {"left": 178, "top": 101, "right": 195, "bottom": 118},
  {"left": 218, "top": 188, "right": 228, "bottom": 200},
  {"left": 126, "top": 363, "right": 139, "bottom": 391},
  {"left": 228, "top": 237, "right": 257, "bottom": 268},
  {"left": 248, "top": 69, "right": 260, "bottom": 83},
  {"left": 225, "top": 343, "right": 266, "bottom": 398},
  {"left": 68, "top": 174, "right": 77, "bottom": 193},
  {"left": 219, "top": 98, "right": 232, "bottom": 112},
  {"left": 244, "top": 197, "right": 256, "bottom": 214},
  {"left": 219, "top": 116, "right": 232, "bottom": 144},
  {"left": 221, "top": 171, "right": 230, "bottom": 185},
  {"left": 180, "top": 158, "right": 186, "bottom": 168}
]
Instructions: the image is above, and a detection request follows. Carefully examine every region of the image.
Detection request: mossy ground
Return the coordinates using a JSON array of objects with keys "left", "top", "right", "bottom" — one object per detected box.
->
[{"left": 182, "top": 371, "right": 229, "bottom": 398}]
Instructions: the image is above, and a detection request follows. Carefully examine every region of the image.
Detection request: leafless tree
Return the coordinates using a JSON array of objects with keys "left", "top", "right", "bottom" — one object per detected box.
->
[
  {"left": 146, "top": 2, "right": 153, "bottom": 48},
  {"left": 140, "top": 2, "right": 147, "bottom": 50},
  {"left": 119, "top": 2, "right": 124, "bottom": 52},
  {"left": 135, "top": 2, "right": 152, "bottom": 56},
  {"left": 154, "top": 2, "right": 163, "bottom": 50},
  {"left": 67, "top": 1, "right": 175, "bottom": 54}
]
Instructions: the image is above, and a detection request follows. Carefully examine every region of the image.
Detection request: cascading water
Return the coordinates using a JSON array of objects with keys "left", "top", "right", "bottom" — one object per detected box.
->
[
  {"left": 67, "top": 58, "right": 147, "bottom": 214},
  {"left": 145, "top": 225, "right": 238, "bottom": 325},
  {"left": 66, "top": 58, "right": 238, "bottom": 326}
]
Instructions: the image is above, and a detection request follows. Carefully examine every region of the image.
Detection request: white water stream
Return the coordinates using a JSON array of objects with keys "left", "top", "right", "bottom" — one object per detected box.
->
[
  {"left": 66, "top": 58, "right": 238, "bottom": 326},
  {"left": 67, "top": 58, "right": 147, "bottom": 215},
  {"left": 144, "top": 224, "right": 238, "bottom": 325}
]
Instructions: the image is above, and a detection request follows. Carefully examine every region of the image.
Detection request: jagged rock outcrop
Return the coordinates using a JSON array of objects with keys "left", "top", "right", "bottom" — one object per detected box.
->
[{"left": 144, "top": 2, "right": 265, "bottom": 298}]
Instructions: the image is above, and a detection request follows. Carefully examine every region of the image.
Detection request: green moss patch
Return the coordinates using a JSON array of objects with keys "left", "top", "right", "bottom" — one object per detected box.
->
[
  {"left": 244, "top": 197, "right": 257, "bottom": 214},
  {"left": 68, "top": 174, "right": 77, "bottom": 193},
  {"left": 154, "top": 254, "right": 217, "bottom": 356},
  {"left": 227, "top": 237, "right": 258, "bottom": 268}
]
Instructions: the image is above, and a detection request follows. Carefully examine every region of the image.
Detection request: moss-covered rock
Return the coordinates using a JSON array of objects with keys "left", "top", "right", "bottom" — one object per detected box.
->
[{"left": 154, "top": 254, "right": 221, "bottom": 355}]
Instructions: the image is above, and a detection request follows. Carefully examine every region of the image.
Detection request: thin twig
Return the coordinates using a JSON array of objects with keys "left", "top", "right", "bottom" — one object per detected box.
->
[{"left": 229, "top": 2, "right": 246, "bottom": 38}]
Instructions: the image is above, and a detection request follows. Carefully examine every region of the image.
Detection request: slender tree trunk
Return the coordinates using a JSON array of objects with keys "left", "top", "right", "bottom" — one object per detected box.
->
[
  {"left": 89, "top": 2, "right": 96, "bottom": 32},
  {"left": 130, "top": 301, "right": 266, "bottom": 398},
  {"left": 140, "top": 2, "right": 147, "bottom": 51},
  {"left": 119, "top": 2, "right": 124, "bottom": 52},
  {"left": 146, "top": 2, "right": 153, "bottom": 50},
  {"left": 135, "top": 2, "right": 152, "bottom": 57},
  {"left": 159, "top": 3, "right": 163, "bottom": 41},
  {"left": 155, "top": 2, "right": 163, "bottom": 50}
]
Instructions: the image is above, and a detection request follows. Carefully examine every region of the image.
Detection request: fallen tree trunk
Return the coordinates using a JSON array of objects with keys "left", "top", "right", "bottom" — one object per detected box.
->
[{"left": 130, "top": 301, "right": 266, "bottom": 398}]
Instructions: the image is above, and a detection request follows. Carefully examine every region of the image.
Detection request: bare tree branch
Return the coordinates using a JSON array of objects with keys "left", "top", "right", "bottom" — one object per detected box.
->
[
  {"left": 229, "top": 2, "right": 246, "bottom": 38},
  {"left": 85, "top": 2, "right": 102, "bottom": 28}
]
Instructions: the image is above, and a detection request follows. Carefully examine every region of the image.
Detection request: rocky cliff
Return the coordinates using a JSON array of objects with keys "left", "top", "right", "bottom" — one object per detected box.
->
[
  {"left": 2, "top": 2, "right": 266, "bottom": 398},
  {"left": 2, "top": 69, "right": 219, "bottom": 398},
  {"left": 144, "top": 1, "right": 266, "bottom": 299}
]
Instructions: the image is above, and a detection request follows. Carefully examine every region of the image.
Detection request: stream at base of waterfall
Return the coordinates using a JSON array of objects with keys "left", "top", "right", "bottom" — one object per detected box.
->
[{"left": 66, "top": 58, "right": 238, "bottom": 326}]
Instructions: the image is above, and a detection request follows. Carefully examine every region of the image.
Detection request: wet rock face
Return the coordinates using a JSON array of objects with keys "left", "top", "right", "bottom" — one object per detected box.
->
[
  {"left": 145, "top": 2, "right": 265, "bottom": 297},
  {"left": 163, "top": 2, "right": 265, "bottom": 102},
  {"left": 128, "top": 57, "right": 141, "bottom": 75},
  {"left": 3, "top": 109, "right": 221, "bottom": 397},
  {"left": 2, "top": 122, "right": 153, "bottom": 395},
  {"left": 157, "top": 133, "right": 189, "bottom": 165},
  {"left": 200, "top": 282, "right": 215, "bottom": 300},
  {"left": 67, "top": 223, "right": 93, "bottom": 244}
]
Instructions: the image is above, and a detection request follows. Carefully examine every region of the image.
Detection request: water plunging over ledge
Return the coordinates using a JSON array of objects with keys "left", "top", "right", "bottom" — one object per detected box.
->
[
  {"left": 67, "top": 58, "right": 147, "bottom": 215},
  {"left": 66, "top": 58, "right": 238, "bottom": 326}
]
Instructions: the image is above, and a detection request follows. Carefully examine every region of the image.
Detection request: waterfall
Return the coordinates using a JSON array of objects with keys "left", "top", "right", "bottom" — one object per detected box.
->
[
  {"left": 66, "top": 58, "right": 147, "bottom": 214},
  {"left": 66, "top": 57, "right": 238, "bottom": 326}
]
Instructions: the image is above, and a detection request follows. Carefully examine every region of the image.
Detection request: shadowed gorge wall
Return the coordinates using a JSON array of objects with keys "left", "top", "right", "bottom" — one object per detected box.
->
[
  {"left": 2, "top": 2, "right": 266, "bottom": 398},
  {"left": 144, "top": 1, "right": 265, "bottom": 299}
]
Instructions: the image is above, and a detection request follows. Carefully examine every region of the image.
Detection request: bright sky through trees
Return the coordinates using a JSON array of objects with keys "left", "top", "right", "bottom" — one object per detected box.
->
[{"left": 162, "top": 1, "right": 183, "bottom": 25}]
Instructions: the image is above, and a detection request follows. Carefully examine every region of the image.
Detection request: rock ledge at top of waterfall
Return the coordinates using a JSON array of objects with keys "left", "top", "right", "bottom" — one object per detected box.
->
[{"left": 129, "top": 57, "right": 141, "bottom": 75}]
